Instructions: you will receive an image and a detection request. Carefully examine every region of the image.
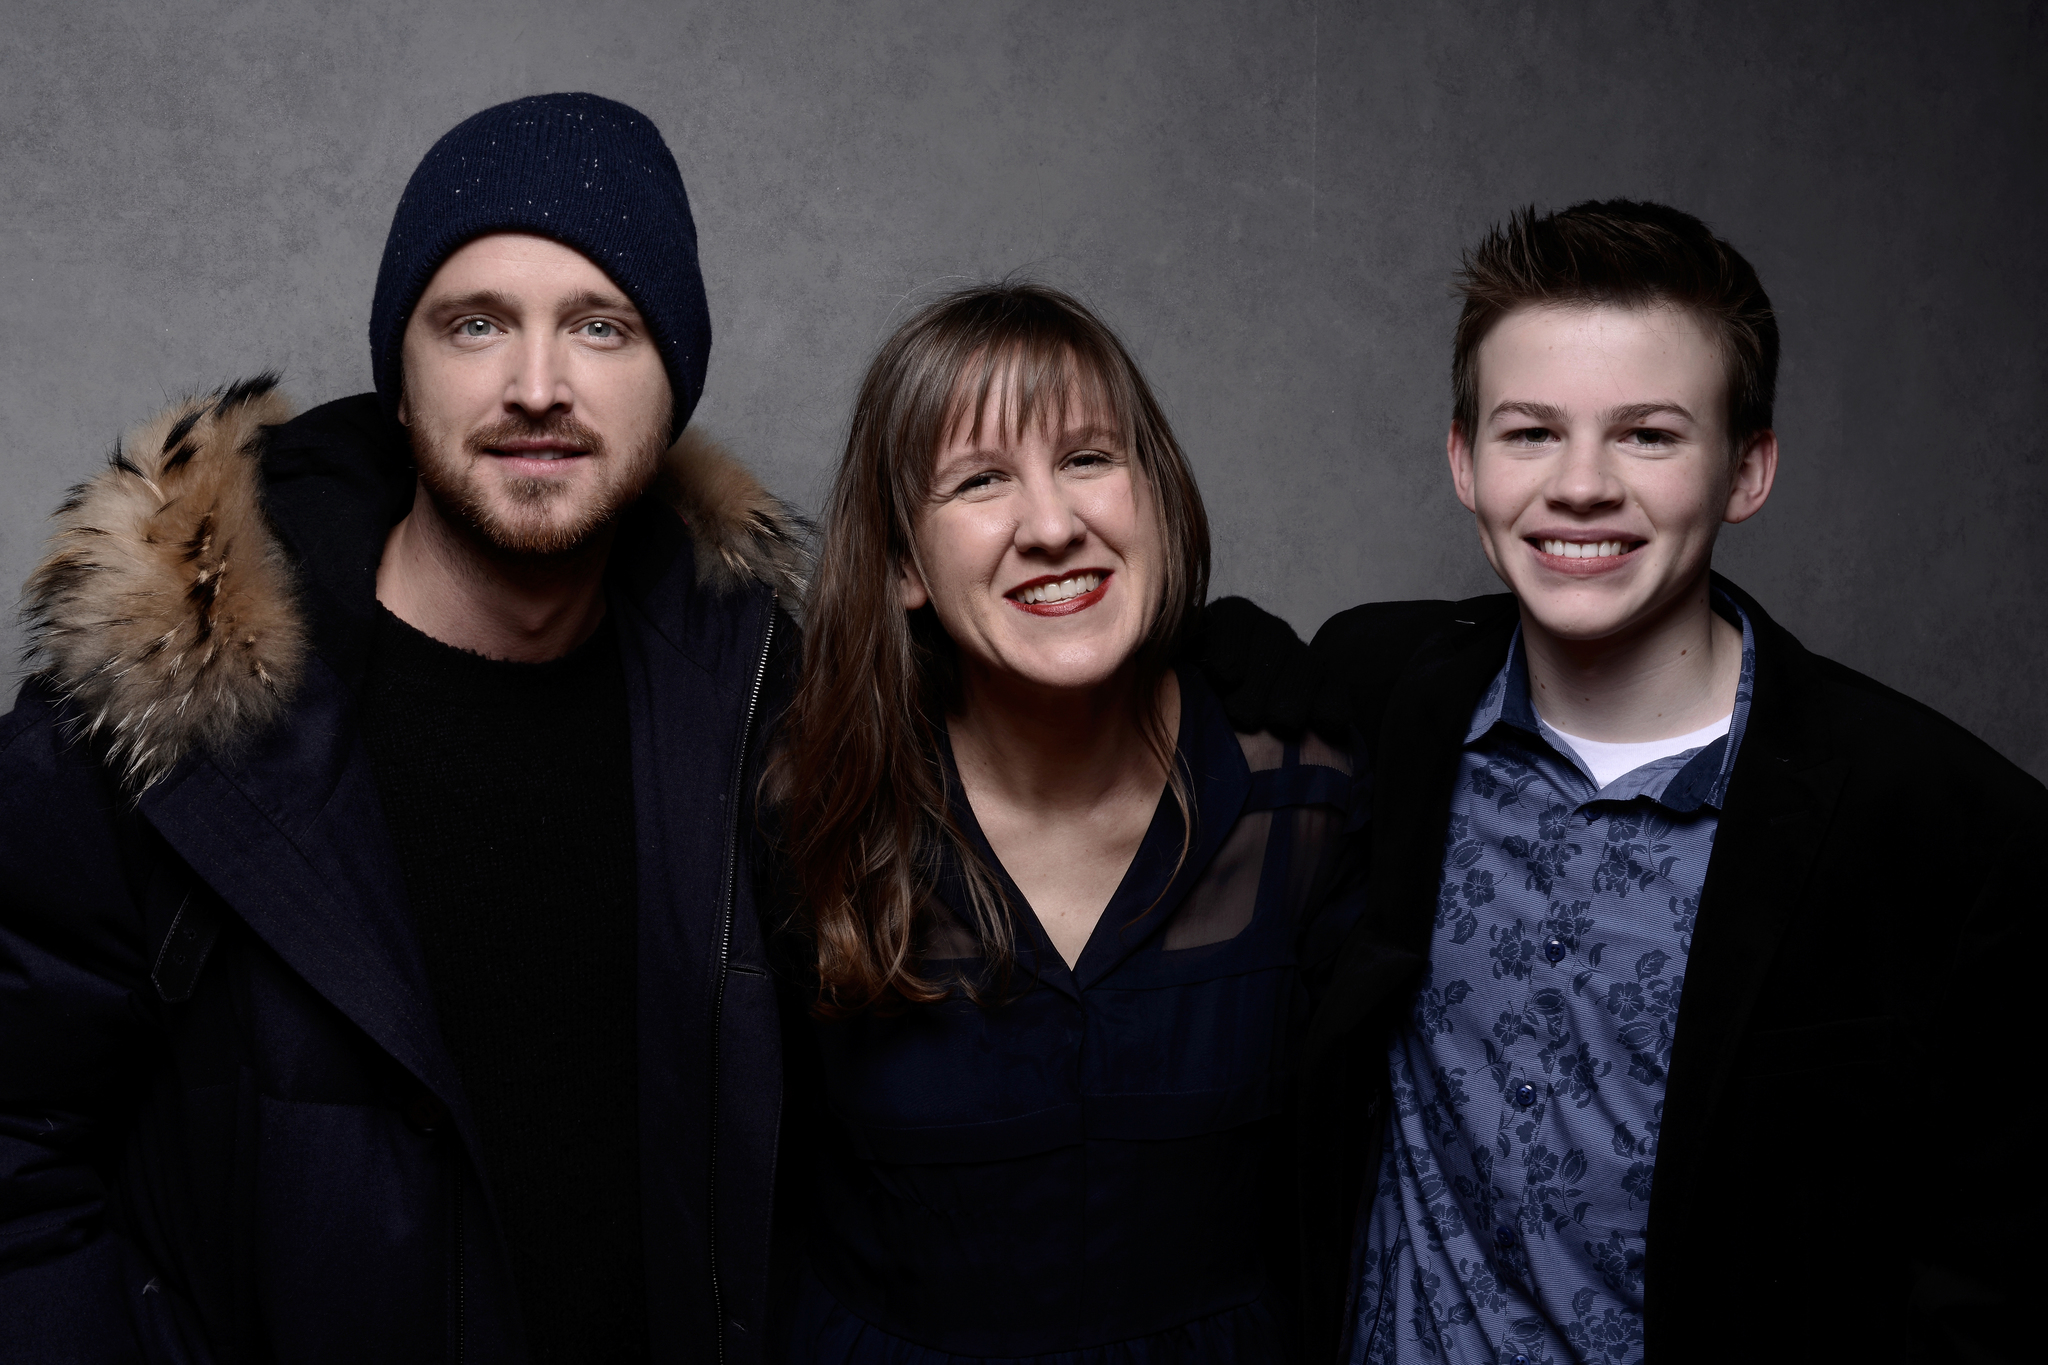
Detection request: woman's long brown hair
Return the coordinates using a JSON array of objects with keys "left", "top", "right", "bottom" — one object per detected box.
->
[{"left": 774, "top": 282, "right": 1210, "bottom": 1018}]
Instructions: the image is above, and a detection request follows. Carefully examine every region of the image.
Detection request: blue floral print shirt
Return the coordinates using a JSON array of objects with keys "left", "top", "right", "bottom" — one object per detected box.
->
[{"left": 1348, "top": 594, "right": 1755, "bottom": 1365}]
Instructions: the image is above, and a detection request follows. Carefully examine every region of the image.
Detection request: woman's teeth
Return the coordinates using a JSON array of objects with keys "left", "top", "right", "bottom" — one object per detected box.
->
[
  {"left": 1539, "top": 539, "right": 1634, "bottom": 559},
  {"left": 1015, "top": 572, "right": 1103, "bottom": 605}
]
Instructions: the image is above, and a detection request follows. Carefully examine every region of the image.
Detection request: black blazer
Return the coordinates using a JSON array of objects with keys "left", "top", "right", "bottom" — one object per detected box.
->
[{"left": 1297, "top": 576, "right": 2042, "bottom": 1364}]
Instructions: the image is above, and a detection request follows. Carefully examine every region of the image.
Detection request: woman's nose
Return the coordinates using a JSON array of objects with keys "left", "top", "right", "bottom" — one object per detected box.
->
[{"left": 1013, "top": 474, "right": 1086, "bottom": 556}]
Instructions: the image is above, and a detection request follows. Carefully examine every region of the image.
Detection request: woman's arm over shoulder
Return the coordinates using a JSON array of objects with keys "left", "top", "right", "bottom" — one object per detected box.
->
[
  {"left": 1312, "top": 596, "right": 1513, "bottom": 749},
  {"left": 1189, "top": 597, "right": 1328, "bottom": 740},
  {"left": 1195, "top": 595, "right": 1515, "bottom": 745}
]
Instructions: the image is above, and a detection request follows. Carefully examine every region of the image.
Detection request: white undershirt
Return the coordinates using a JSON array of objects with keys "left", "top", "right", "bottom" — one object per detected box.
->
[{"left": 1544, "top": 714, "right": 1732, "bottom": 790}]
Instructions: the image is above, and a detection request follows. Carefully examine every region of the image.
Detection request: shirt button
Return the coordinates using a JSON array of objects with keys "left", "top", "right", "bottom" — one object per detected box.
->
[
  {"left": 1514, "top": 1082, "right": 1537, "bottom": 1107},
  {"left": 1544, "top": 936, "right": 1567, "bottom": 963},
  {"left": 1513, "top": 1357, "right": 1531, "bottom": 1365},
  {"left": 1495, "top": 1223, "right": 1517, "bottom": 1247}
]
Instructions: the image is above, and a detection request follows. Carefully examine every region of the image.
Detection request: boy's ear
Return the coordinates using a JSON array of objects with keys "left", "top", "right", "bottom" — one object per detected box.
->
[
  {"left": 1448, "top": 421, "right": 1479, "bottom": 513},
  {"left": 1724, "top": 429, "right": 1778, "bottom": 526}
]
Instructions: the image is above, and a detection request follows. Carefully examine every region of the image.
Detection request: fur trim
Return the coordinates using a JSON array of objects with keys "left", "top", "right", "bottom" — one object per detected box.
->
[
  {"left": 652, "top": 427, "right": 811, "bottom": 604},
  {"left": 21, "top": 377, "right": 807, "bottom": 793},
  {"left": 22, "top": 376, "right": 305, "bottom": 792}
]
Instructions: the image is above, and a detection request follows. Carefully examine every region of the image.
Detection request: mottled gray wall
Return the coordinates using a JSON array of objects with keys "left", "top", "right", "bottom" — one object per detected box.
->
[{"left": 4, "top": 0, "right": 2043, "bottom": 776}]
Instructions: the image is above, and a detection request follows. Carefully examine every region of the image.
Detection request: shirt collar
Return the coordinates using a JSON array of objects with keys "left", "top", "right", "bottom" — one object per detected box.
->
[{"left": 1464, "top": 588, "right": 1757, "bottom": 813}]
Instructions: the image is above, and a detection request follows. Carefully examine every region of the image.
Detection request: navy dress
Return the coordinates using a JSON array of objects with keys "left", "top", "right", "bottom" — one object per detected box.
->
[{"left": 790, "top": 672, "right": 1364, "bottom": 1362}]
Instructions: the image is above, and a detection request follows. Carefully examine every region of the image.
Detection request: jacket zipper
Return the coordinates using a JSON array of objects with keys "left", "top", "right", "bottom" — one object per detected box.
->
[
  {"left": 709, "top": 598, "right": 776, "bottom": 1365},
  {"left": 454, "top": 1168, "right": 467, "bottom": 1364}
]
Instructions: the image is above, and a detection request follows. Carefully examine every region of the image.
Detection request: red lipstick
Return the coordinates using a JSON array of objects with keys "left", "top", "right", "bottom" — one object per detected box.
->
[{"left": 1005, "top": 570, "right": 1112, "bottom": 617}]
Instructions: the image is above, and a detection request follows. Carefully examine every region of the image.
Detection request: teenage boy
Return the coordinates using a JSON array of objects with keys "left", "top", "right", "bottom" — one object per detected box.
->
[
  {"left": 0, "top": 95, "right": 803, "bottom": 1362},
  {"left": 1208, "top": 200, "right": 2039, "bottom": 1363}
]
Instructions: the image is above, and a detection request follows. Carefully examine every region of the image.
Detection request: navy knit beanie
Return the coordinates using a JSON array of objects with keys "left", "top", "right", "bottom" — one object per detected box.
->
[{"left": 369, "top": 92, "right": 711, "bottom": 440}]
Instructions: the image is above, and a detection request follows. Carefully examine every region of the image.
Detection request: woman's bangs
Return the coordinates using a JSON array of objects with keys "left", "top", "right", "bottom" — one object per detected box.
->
[{"left": 944, "top": 333, "right": 1127, "bottom": 452}]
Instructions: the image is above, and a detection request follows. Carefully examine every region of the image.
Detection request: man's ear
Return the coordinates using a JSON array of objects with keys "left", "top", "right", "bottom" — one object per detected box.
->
[
  {"left": 1448, "top": 421, "right": 1479, "bottom": 513},
  {"left": 898, "top": 554, "right": 930, "bottom": 611},
  {"left": 1724, "top": 429, "right": 1778, "bottom": 526}
]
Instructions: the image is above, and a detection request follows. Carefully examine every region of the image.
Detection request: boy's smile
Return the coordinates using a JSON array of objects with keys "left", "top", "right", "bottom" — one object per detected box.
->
[{"left": 1449, "top": 303, "right": 1776, "bottom": 650}]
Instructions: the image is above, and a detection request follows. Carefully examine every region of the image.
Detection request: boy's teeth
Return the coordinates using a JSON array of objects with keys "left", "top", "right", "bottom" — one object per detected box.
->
[{"left": 1540, "top": 539, "right": 1630, "bottom": 559}]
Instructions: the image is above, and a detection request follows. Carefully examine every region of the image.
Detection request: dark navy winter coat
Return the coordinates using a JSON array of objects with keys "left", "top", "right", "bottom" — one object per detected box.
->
[{"left": 0, "top": 382, "right": 803, "bottom": 1364}]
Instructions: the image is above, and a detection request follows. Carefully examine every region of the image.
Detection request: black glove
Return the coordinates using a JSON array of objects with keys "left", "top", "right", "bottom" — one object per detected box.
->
[{"left": 1192, "top": 596, "right": 1326, "bottom": 738}]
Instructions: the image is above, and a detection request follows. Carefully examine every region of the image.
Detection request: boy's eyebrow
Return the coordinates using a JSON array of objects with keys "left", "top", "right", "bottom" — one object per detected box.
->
[
  {"left": 1489, "top": 400, "right": 1569, "bottom": 425},
  {"left": 1487, "top": 400, "right": 1698, "bottom": 426},
  {"left": 1606, "top": 401, "right": 1696, "bottom": 425}
]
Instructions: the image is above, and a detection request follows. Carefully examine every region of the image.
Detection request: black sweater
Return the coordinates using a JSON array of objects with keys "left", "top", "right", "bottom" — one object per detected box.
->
[{"left": 361, "top": 605, "right": 644, "bottom": 1364}]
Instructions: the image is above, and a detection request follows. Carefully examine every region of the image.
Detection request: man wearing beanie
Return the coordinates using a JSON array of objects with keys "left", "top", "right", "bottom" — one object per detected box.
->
[{"left": 0, "top": 94, "right": 804, "bottom": 1363}]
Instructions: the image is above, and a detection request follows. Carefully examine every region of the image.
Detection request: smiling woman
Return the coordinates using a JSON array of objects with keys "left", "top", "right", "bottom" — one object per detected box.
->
[
  {"left": 770, "top": 283, "right": 1363, "bottom": 1361},
  {"left": 782, "top": 282, "right": 1209, "bottom": 1000}
]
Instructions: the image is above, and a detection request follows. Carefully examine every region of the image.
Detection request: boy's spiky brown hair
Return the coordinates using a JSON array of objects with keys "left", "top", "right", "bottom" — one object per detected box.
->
[{"left": 1452, "top": 199, "right": 1779, "bottom": 449}]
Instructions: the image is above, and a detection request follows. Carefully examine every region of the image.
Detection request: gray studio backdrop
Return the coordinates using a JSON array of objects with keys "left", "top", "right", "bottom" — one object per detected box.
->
[{"left": 4, "top": 0, "right": 2043, "bottom": 777}]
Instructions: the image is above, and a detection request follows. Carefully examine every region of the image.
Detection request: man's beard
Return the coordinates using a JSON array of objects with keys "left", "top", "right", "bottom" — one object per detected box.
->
[{"left": 410, "top": 411, "right": 667, "bottom": 558}]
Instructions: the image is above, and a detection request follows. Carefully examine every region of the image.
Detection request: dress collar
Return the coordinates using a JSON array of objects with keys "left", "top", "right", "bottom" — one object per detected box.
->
[{"left": 932, "top": 667, "right": 1252, "bottom": 993}]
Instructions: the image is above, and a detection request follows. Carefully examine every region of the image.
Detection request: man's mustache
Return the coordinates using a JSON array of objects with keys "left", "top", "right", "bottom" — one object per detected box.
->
[{"left": 463, "top": 415, "right": 609, "bottom": 458}]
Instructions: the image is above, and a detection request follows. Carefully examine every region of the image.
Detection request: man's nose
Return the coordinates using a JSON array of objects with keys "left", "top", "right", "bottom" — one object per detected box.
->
[{"left": 505, "top": 330, "right": 573, "bottom": 417}]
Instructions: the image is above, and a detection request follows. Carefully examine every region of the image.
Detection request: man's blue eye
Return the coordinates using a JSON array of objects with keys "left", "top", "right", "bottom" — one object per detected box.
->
[
  {"left": 585, "top": 321, "right": 614, "bottom": 338},
  {"left": 460, "top": 319, "right": 493, "bottom": 337}
]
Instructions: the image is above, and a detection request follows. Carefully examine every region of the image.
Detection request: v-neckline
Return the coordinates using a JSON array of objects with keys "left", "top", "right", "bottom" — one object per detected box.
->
[{"left": 936, "top": 675, "right": 1199, "bottom": 992}]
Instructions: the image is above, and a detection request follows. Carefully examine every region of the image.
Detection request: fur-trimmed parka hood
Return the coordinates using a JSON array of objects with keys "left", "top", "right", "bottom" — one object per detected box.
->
[{"left": 22, "top": 375, "right": 806, "bottom": 792}]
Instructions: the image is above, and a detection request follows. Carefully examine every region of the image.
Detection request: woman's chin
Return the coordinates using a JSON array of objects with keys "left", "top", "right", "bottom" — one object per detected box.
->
[{"left": 978, "top": 648, "right": 1137, "bottom": 698}]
